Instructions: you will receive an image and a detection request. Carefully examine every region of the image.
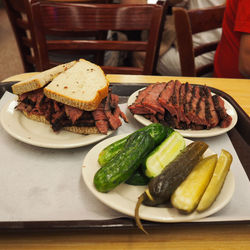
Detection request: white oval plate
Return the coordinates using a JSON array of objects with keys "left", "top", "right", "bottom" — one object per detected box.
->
[
  {"left": 0, "top": 99, "right": 113, "bottom": 149},
  {"left": 127, "top": 89, "right": 238, "bottom": 138},
  {"left": 82, "top": 134, "right": 235, "bottom": 223}
]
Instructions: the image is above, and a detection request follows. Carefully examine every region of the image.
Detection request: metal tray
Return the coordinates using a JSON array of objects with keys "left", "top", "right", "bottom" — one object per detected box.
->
[{"left": 0, "top": 82, "right": 249, "bottom": 232}]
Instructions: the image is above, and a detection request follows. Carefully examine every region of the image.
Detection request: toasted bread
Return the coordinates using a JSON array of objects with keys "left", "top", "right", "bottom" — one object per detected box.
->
[
  {"left": 13, "top": 59, "right": 111, "bottom": 135},
  {"left": 22, "top": 110, "right": 100, "bottom": 135},
  {"left": 44, "top": 59, "right": 109, "bottom": 111},
  {"left": 12, "top": 61, "right": 77, "bottom": 95}
]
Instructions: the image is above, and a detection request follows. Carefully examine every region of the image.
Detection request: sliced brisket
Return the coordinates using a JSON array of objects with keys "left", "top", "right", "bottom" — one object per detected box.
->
[
  {"left": 178, "top": 83, "right": 190, "bottom": 124},
  {"left": 141, "top": 82, "right": 166, "bottom": 115},
  {"left": 185, "top": 85, "right": 204, "bottom": 125},
  {"left": 104, "top": 93, "right": 122, "bottom": 130},
  {"left": 65, "top": 105, "right": 84, "bottom": 124},
  {"left": 16, "top": 88, "right": 126, "bottom": 134},
  {"left": 212, "top": 95, "right": 232, "bottom": 128},
  {"left": 203, "top": 86, "right": 219, "bottom": 128},
  {"left": 92, "top": 102, "right": 109, "bottom": 134},
  {"left": 158, "top": 80, "right": 175, "bottom": 112},
  {"left": 95, "top": 120, "right": 109, "bottom": 134},
  {"left": 129, "top": 81, "right": 232, "bottom": 130},
  {"left": 158, "top": 80, "right": 181, "bottom": 120},
  {"left": 128, "top": 84, "right": 158, "bottom": 115},
  {"left": 111, "top": 94, "right": 128, "bottom": 123}
]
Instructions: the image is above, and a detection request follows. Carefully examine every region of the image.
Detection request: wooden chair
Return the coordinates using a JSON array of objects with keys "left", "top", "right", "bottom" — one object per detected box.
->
[
  {"left": 29, "top": 0, "right": 167, "bottom": 74},
  {"left": 3, "top": 0, "right": 37, "bottom": 72},
  {"left": 3, "top": 0, "right": 112, "bottom": 73},
  {"left": 173, "top": 5, "right": 225, "bottom": 77}
]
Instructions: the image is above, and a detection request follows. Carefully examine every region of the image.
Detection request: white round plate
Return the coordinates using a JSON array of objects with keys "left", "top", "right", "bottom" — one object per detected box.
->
[
  {"left": 127, "top": 89, "right": 238, "bottom": 138},
  {"left": 82, "top": 133, "right": 235, "bottom": 223},
  {"left": 0, "top": 99, "right": 113, "bottom": 149}
]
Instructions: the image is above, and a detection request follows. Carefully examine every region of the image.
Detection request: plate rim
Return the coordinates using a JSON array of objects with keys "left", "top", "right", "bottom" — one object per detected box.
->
[
  {"left": 127, "top": 88, "right": 238, "bottom": 138},
  {"left": 82, "top": 133, "right": 235, "bottom": 223},
  {"left": 0, "top": 99, "right": 113, "bottom": 149}
]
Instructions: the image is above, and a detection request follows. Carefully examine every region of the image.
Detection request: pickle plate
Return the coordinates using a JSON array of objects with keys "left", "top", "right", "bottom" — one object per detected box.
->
[{"left": 82, "top": 133, "right": 235, "bottom": 223}]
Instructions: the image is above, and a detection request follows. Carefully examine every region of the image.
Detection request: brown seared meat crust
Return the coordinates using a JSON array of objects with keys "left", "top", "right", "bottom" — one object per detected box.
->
[
  {"left": 16, "top": 88, "right": 128, "bottom": 134},
  {"left": 128, "top": 81, "right": 232, "bottom": 130}
]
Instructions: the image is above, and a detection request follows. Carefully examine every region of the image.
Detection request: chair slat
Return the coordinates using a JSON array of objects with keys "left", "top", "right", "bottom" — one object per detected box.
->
[
  {"left": 21, "top": 37, "right": 33, "bottom": 47},
  {"left": 189, "top": 6, "right": 225, "bottom": 34},
  {"left": 196, "top": 63, "right": 214, "bottom": 77},
  {"left": 3, "top": 0, "right": 116, "bottom": 72},
  {"left": 194, "top": 41, "right": 219, "bottom": 57},
  {"left": 174, "top": 5, "right": 225, "bottom": 77},
  {"left": 47, "top": 40, "right": 148, "bottom": 51},
  {"left": 16, "top": 18, "right": 29, "bottom": 30},
  {"left": 30, "top": 1, "right": 167, "bottom": 74}
]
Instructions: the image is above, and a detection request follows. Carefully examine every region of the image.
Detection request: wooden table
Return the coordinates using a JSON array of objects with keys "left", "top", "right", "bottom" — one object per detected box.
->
[{"left": 1, "top": 74, "right": 250, "bottom": 249}]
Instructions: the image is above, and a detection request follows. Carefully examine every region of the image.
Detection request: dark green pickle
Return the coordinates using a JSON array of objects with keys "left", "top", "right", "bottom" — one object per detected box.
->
[
  {"left": 94, "top": 131, "right": 156, "bottom": 193},
  {"left": 98, "top": 123, "right": 173, "bottom": 166}
]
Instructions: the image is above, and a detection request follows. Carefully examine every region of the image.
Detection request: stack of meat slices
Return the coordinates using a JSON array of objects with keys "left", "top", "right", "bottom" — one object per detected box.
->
[
  {"left": 128, "top": 81, "right": 232, "bottom": 130},
  {"left": 17, "top": 89, "right": 128, "bottom": 134}
]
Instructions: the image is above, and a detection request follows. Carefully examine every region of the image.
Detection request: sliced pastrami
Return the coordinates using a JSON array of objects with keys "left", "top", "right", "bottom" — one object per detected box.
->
[
  {"left": 19, "top": 92, "right": 29, "bottom": 102},
  {"left": 163, "top": 109, "right": 181, "bottom": 129},
  {"left": 184, "top": 82, "right": 193, "bottom": 115},
  {"left": 128, "top": 104, "right": 156, "bottom": 115},
  {"left": 110, "top": 93, "right": 119, "bottom": 109},
  {"left": 128, "top": 84, "right": 156, "bottom": 115},
  {"left": 143, "top": 114, "right": 159, "bottom": 123},
  {"left": 133, "top": 84, "right": 155, "bottom": 104},
  {"left": 182, "top": 82, "right": 193, "bottom": 125},
  {"left": 16, "top": 102, "right": 32, "bottom": 113},
  {"left": 27, "top": 89, "right": 43, "bottom": 104},
  {"left": 95, "top": 120, "right": 109, "bottom": 134},
  {"left": 178, "top": 83, "right": 190, "bottom": 124},
  {"left": 113, "top": 105, "right": 128, "bottom": 123},
  {"left": 92, "top": 102, "right": 109, "bottom": 134},
  {"left": 158, "top": 80, "right": 175, "bottom": 110},
  {"left": 163, "top": 80, "right": 182, "bottom": 120},
  {"left": 203, "top": 86, "right": 219, "bottom": 128},
  {"left": 195, "top": 95, "right": 208, "bottom": 127},
  {"left": 92, "top": 104, "right": 107, "bottom": 121},
  {"left": 141, "top": 82, "right": 166, "bottom": 115},
  {"left": 186, "top": 85, "right": 208, "bottom": 126},
  {"left": 110, "top": 94, "right": 128, "bottom": 123},
  {"left": 104, "top": 93, "right": 122, "bottom": 130},
  {"left": 65, "top": 105, "right": 84, "bottom": 124},
  {"left": 212, "top": 95, "right": 232, "bottom": 128}
]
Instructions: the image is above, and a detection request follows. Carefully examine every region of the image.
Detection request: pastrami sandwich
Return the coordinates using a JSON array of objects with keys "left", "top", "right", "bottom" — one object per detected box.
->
[{"left": 12, "top": 59, "right": 128, "bottom": 134}]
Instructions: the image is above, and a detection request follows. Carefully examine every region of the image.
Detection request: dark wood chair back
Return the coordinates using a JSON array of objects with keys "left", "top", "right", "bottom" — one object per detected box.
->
[
  {"left": 173, "top": 5, "right": 225, "bottom": 77},
  {"left": 3, "top": 0, "right": 37, "bottom": 72},
  {"left": 3, "top": 0, "right": 112, "bottom": 72},
  {"left": 29, "top": 0, "right": 167, "bottom": 74}
]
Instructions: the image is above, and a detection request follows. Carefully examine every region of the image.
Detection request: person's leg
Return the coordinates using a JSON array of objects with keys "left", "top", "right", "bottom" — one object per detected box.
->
[{"left": 157, "top": 47, "right": 182, "bottom": 76}]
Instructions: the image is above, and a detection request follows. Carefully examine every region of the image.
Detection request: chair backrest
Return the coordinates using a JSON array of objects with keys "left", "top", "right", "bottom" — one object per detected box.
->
[
  {"left": 173, "top": 5, "right": 225, "bottom": 77},
  {"left": 29, "top": 0, "right": 167, "bottom": 74},
  {"left": 3, "top": 0, "right": 37, "bottom": 72},
  {"left": 3, "top": 0, "right": 113, "bottom": 73}
]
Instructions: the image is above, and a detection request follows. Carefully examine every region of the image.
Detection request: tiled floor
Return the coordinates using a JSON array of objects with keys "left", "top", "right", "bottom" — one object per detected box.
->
[{"left": 0, "top": 8, "right": 24, "bottom": 81}]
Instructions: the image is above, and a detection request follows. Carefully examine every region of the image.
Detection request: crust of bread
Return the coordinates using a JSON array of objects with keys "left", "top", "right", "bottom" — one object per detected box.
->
[
  {"left": 44, "top": 59, "right": 109, "bottom": 111},
  {"left": 63, "top": 126, "right": 99, "bottom": 135},
  {"left": 22, "top": 110, "right": 100, "bottom": 135},
  {"left": 12, "top": 61, "right": 77, "bottom": 95},
  {"left": 22, "top": 110, "right": 49, "bottom": 124}
]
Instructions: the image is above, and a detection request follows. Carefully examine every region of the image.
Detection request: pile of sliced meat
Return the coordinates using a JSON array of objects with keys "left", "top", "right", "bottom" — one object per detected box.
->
[
  {"left": 16, "top": 88, "right": 128, "bottom": 134},
  {"left": 128, "top": 81, "right": 232, "bottom": 130}
]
